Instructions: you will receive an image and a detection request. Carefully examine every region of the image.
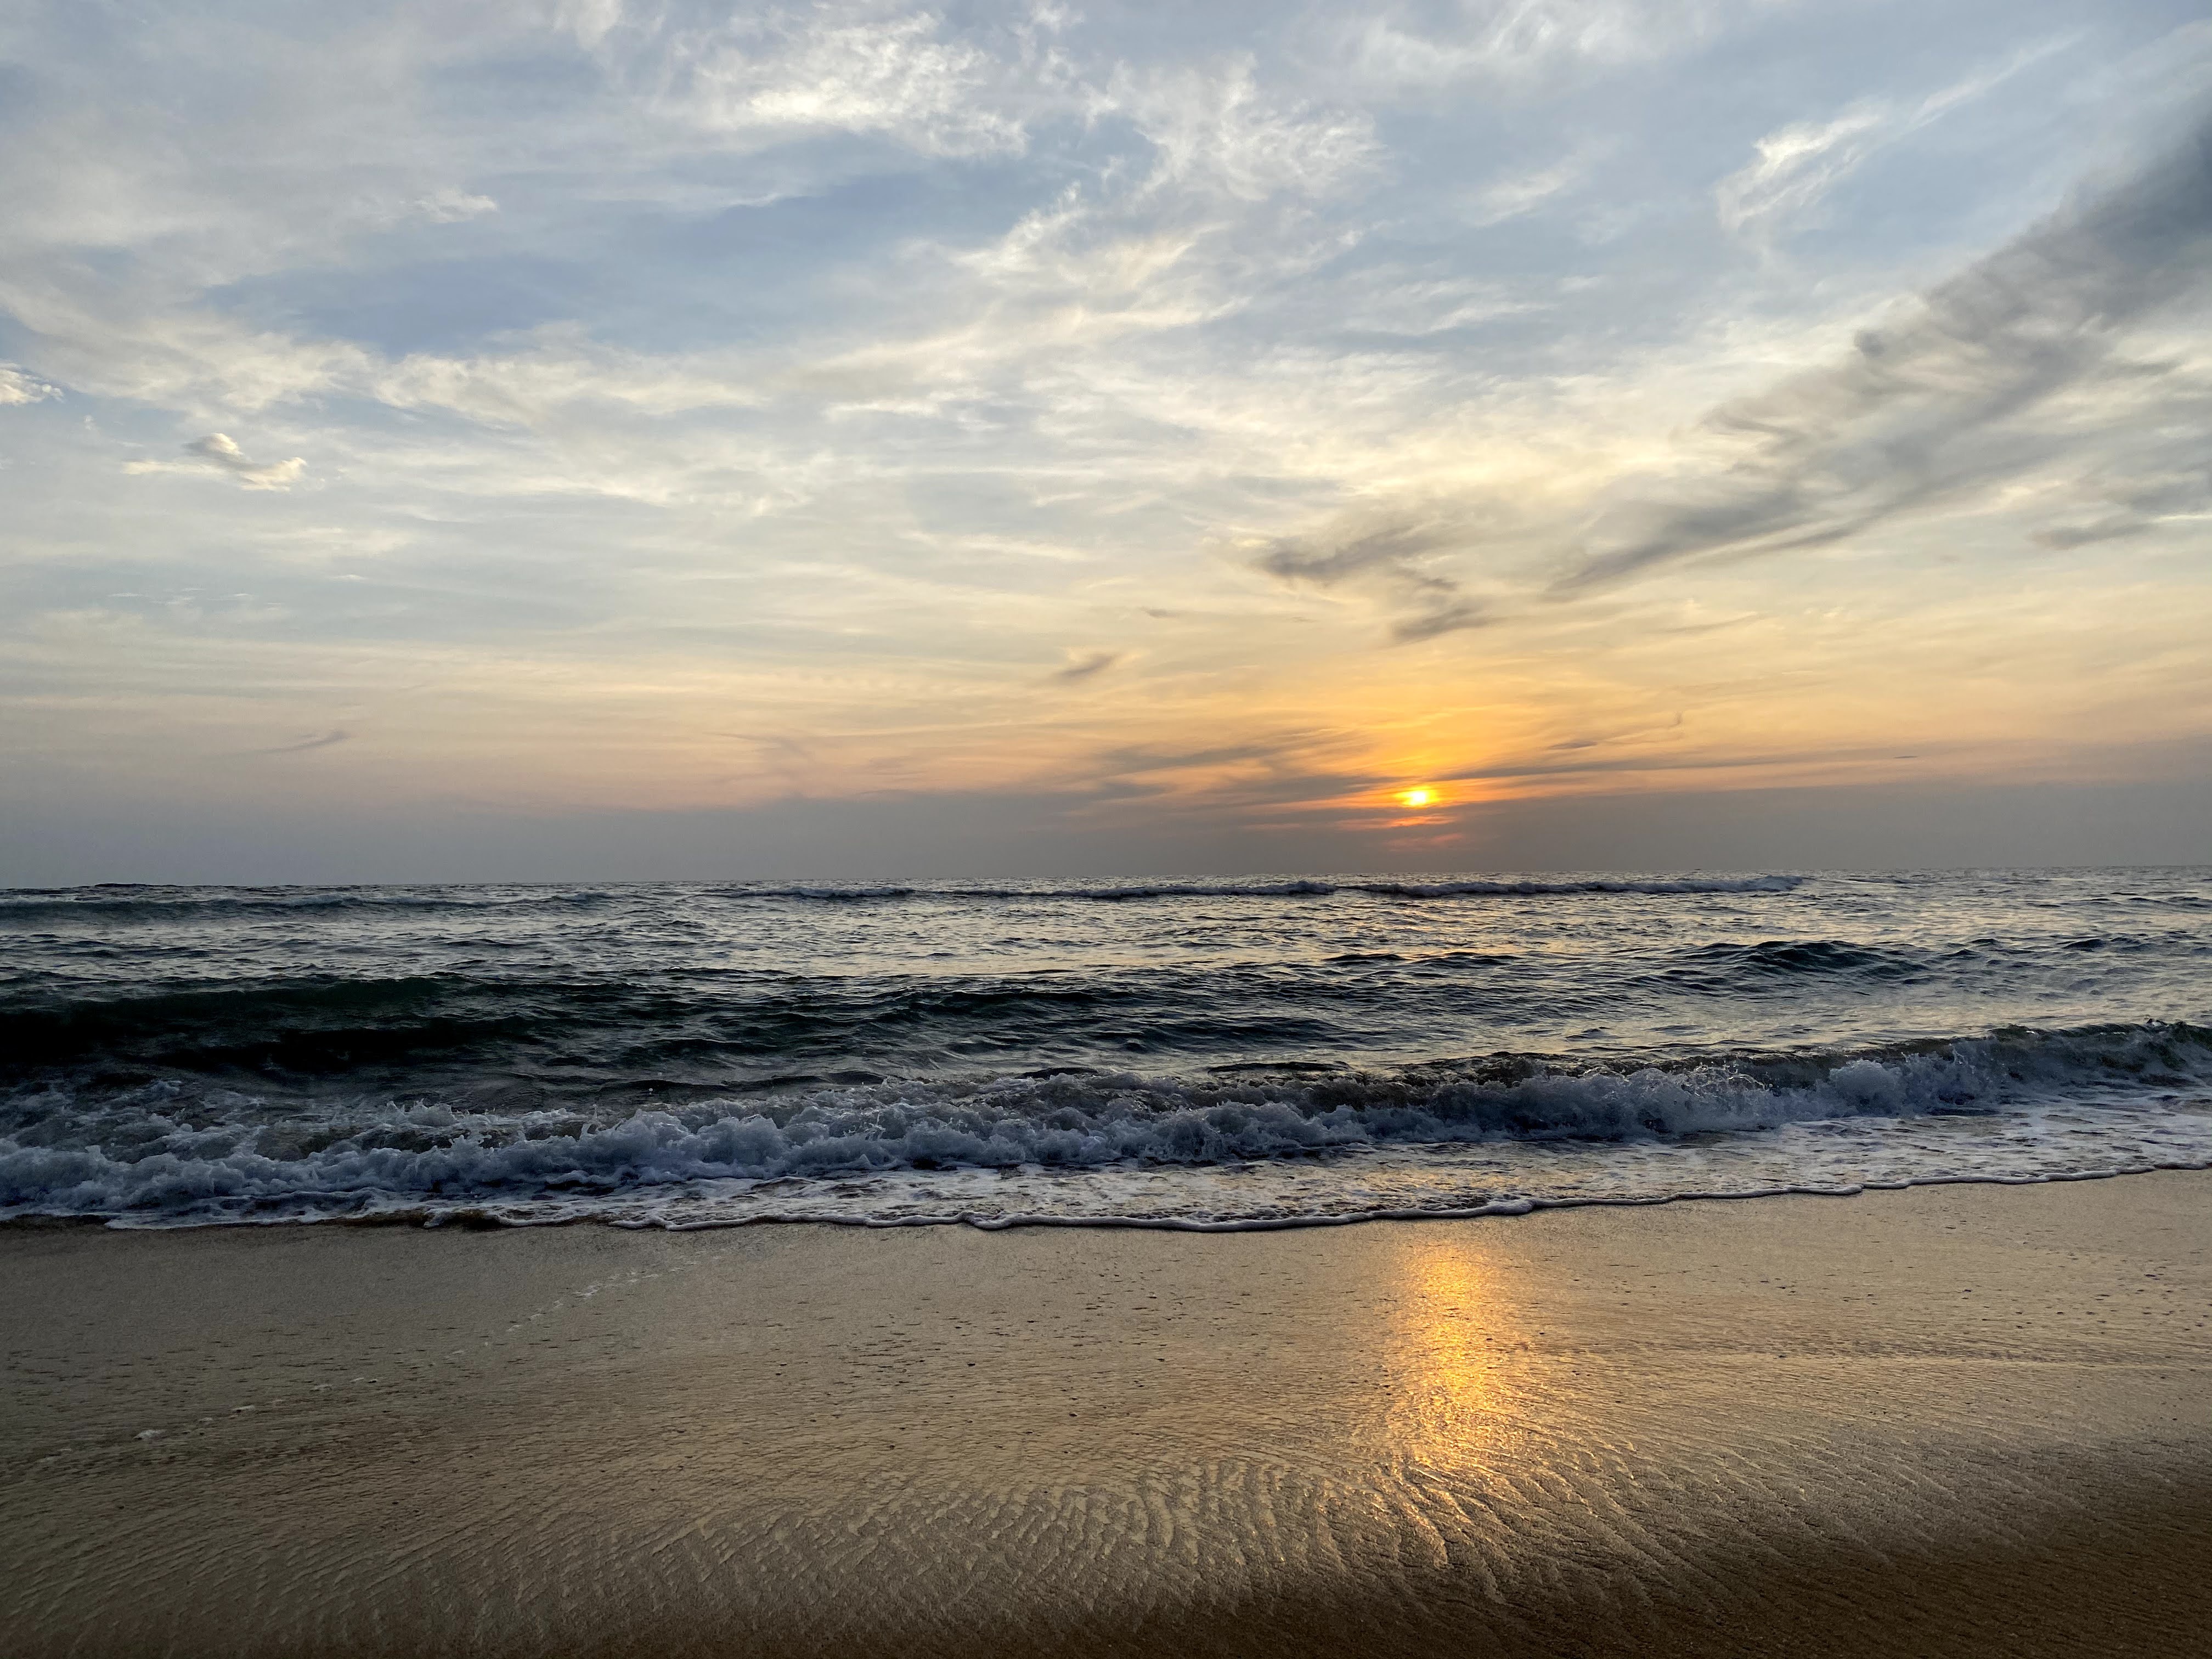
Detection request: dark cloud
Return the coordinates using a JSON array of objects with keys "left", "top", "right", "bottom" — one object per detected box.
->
[
  {"left": 1390, "top": 597, "right": 1487, "bottom": 642},
  {"left": 1072, "top": 729, "right": 1375, "bottom": 814},
  {"left": 1252, "top": 515, "right": 1488, "bottom": 641},
  {"left": 2030, "top": 518, "right": 2150, "bottom": 550},
  {"left": 1547, "top": 117, "right": 2212, "bottom": 596},
  {"left": 1245, "top": 122, "right": 2212, "bottom": 619},
  {"left": 2030, "top": 462, "right": 2212, "bottom": 549}
]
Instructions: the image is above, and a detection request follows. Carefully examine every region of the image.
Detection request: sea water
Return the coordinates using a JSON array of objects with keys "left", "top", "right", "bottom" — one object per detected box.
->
[{"left": 2, "top": 869, "right": 2208, "bottom": 1229}]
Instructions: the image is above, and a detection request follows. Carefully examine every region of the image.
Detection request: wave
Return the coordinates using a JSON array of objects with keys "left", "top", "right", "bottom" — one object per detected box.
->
[
  {"left": 0, "top": 874, "right": 1807, "bottom": 925},
  {"left": 0, "top": 976, "right": 573, "bottom": 1071},
  {"left": 0, "top": 970, "right": 1214, "bottom": 1074},
  {"left": 1341, "top": 875, "right": 1804, "bottom": 899},
  {"left": 760, "top": 885, "right": 921, "bottom": 902},
  {"left": 1658, "top": 938, "right": 1931, "bottom": 986},
  {"left": 4, "top": 1021, "right": 2204, "bottom": 1227},
  {"left": 781, "top": 876, "right": 1810, "bottom": 903},
  {"left": 0, "top": 887, "right": 615, "bottom": 925}
]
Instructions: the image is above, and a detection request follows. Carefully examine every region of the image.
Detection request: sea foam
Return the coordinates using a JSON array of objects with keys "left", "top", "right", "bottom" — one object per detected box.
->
[{"left": 4, "top": 1022, "right": 2205, "bottom": 1229}]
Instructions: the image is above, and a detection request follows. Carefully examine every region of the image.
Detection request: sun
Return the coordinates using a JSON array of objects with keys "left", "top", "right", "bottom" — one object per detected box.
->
[{"left": 1396, "top": 787, "right": 1437, "bottom": 808}]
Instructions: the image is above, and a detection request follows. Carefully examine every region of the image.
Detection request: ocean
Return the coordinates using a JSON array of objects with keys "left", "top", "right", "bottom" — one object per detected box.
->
[{"left": 3, "top": 868, "right": 2208, "bottom": 1231}]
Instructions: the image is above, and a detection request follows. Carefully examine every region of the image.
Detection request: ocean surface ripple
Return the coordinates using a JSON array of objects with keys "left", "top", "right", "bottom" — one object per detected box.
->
[{"left": 2, "top": 870, "right": 2207, "bottom": 1229}]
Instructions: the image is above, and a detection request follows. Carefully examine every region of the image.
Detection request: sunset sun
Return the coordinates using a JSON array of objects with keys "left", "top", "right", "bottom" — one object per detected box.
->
[{"left": 1397, "top": 787, "right": 1437, "bottom": 809}]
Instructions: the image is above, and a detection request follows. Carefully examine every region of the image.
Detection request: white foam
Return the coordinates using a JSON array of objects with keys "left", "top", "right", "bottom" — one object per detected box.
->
[{"left": 4, "top": 1022, "right": 2206, "bottom": 1231}]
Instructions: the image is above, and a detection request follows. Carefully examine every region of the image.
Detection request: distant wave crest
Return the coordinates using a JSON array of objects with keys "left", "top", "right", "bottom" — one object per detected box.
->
[
  {"left": 0, "top": 874, "right": 1806, "bottom": 926},
  {"left": 0, "top": 888, "right": 616, "bottom": 924},
  {"left": 763, "top": 875, "right": 1808, "bottom": 904}
]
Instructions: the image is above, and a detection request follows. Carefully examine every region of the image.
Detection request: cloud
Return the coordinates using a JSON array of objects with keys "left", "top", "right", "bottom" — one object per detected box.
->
[
  {"left": 126, "top": 433, "right": 308, "bottom": 489},
  {"left": 356, "top": 188, "right": 500, "bottom": 229},
  {"left": 1717, "top": 41, "right": 2071, "bottom": 245},
  {"left": 1466, "top": 149, "right": 1596, "bottom": 225},
  {"left": 632, "top": 4, "right": 1040, "bottom": 157},
  {"left": 0, "top": 364, "right": 60, "bottom": 405},
  {"left": 1388, "top": 595, "right": 1490, "bottom": 642},
  {"left": 1338, "top": 0, "right": 1759, "bottom": 93},
  {"left": 185, "top": 433, "right": 306, "bottom": 487},
  {"left": 1115, "top": 60, "right": 1379, "bottom": 202},
  {"left": 1052, "top": 649, "right": 1125, "bottom": 682},
  {"left": 1553, "top": 117, "right": 2212, "bottom": 595},
  {"left": 1254, "top": 514, "right": 1489, "bottom": 642},
  {"left": 414, "top": 188, "right": 498, "bottom": 224},
  {"left": 1332, "top": 268, "right": 1548, "bottom": 335},
  {"left": 259, "top": 730, "right": 350, "bottom": 754},
  {"left": 1075, "top": 729, "right": 1371, "bottom": 812},
  {"left": 1715, "top": 105, "right": 1891, "bottom": 239},
  {"left": 2028, "top": 465, "right": 2212, "bottom": 550}
]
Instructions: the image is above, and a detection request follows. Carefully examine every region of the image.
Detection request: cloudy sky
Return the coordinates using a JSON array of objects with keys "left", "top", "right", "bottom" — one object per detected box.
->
[{"left": 3, "top": 0, "right": 2210, "bottom": 882}]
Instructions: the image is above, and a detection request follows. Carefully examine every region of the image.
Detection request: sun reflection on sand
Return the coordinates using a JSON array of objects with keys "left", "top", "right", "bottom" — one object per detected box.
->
[{"left": 1374, "top": 1234, "right": 1534, "bottom": 1467}]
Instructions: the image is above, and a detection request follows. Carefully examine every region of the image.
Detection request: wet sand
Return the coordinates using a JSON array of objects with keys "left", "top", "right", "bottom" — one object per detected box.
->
[{"left": 4, "top": 1173, "right": 2209, "bottom": 1657}]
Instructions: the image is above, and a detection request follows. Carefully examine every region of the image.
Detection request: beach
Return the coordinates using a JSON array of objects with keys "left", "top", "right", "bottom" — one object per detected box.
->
[{"left": 5, "top": 1172, "right": 2208, "bottom": 1657}]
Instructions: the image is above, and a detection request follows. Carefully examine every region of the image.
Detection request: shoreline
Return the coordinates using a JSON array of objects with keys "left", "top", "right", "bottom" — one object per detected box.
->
[
  {"left": 12, "top": 1148, "right": 2211, "bottom": 1234},
  {"left": 5, "top": 1171, "right": 2209, "bottom": 1656}
]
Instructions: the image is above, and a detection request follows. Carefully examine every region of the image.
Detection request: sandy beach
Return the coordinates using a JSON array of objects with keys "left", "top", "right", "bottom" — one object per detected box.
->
[{"left": 4, "top": 1173, "right": 2209, "bottom": 1657}]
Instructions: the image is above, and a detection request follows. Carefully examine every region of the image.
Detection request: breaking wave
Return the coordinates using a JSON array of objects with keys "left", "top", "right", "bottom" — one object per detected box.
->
[
  {"left": 4, "top": 868, "right": 2203, "bottom": 1230},
  {"left": 4, "top": 1022, "right": 2205, "bottom": 1227}
]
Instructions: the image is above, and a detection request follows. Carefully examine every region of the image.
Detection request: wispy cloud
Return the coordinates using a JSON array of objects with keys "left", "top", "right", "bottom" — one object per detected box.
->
[
  {"left": 258, "top": 729, "right": 350, "bottom": 754},
  {"left": 1338, "top": 0, "right": 1755, "bottom": 93},
  {"left": 1466, "top": 148, "right": 1599, "bottom": 225},
  {"left": 1115, "top": 59, "right": 1380, "bottom": 202},
  {"left": 1556, "top": 117, "right": 2212, "bottom": 594},
  {"left": 1717, "top": 38, "right": 2076, "bottom": 247},
  {"left": 1253, "top": 515, "right": 1489, "bottom": 642},
  {"left": 616, "top": 2, "right": 1052, "bottom": 157}
]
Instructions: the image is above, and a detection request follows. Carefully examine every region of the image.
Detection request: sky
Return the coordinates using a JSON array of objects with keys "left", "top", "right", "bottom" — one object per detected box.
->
[{"left": 3, "top": 0, "right": 2210, "bottom": 883}]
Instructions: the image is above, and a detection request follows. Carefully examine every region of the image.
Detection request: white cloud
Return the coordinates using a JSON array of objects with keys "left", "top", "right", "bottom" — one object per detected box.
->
[
  {"left": 126, "top": 433, "right": 308, "bottom": 489},
  {"left": 1115, "top": 61, "right": 1379, "bottom": 202},
  {"left": 1465, "top": 148, "right": 1600, "bottom": 225},
  {"left": 371, "top": 333, "right": 760, "bottom": 427},
  {"left": 350, "top": 188, "right": 501, "bottom": 232},
  {"left": 1338, "top": 0, "right": 1772, "bottom": 92},
  {"left": 551, "top": 0, "right": 626, "bottom": 51},
  {"left": 0, "top": 364, "right": 60, "bottom": 405},
  {"left": 634, "top": 5, "right": 1040, "bottom": 157},
  {"left": 0, "top": 282, "right": 372, "bottom": 414},
  {"left": 1716, "top": 103, "right": 1891, "bottom": 238},
  {"left": 1718, "top": 38, "right": 2075, "bottom": 244},
  {"left": 415, "top": 189, "right": 500, "bottom": 224},
  {"left": 1332, "top": 270, "right": 1547, "bottom": 335}
]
